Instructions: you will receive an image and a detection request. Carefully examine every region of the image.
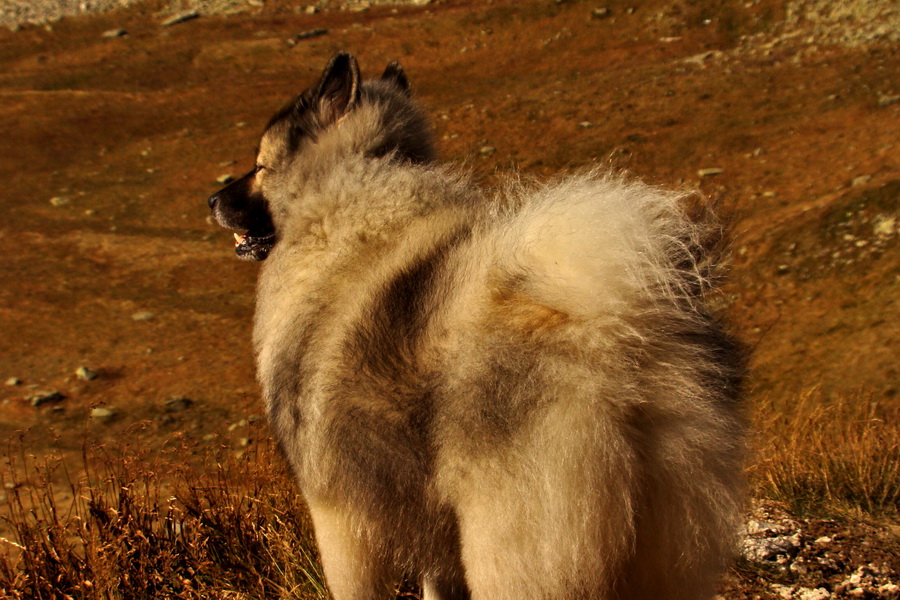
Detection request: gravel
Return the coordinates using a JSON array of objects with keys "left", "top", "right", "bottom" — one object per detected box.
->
[
  {"left": 1, "top": 0, "right": 433, "bottom": 29},
  {"left": 740, "top": 501, "right": 900, "bottom": 600}
]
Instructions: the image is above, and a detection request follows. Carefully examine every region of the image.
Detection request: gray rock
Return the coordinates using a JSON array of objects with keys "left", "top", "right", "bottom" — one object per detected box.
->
[
  {"left": 164, "top": 396, "right": 194, "bottom": 412},
  {"left": 75, "top": 366, "right": 97, "bottom": 381},
  {"left": 132, "top": 311, "right": 154, "bottom": 321},
  {"left": 293, "top": 28, "right": 328, "bottom": 41},
  {"left": 592, "top": 7, "right": 611, "bottom": 19},
  {"left": 102, "top": 28, "right": 126, "bottom": 37},
  {"left": 27, "top": 390, "right": 64, "bottom": 407},
  {"left": 5, "top": 377, "right": 20, "bottom": 386},
  {"left": 878, "top": 94, "right": 900, "bottom": 107},
  {"left": 479, "top": 145, "right": 496, "bottom": 156},
  {"left": 796, "top": 587, "right": 830, "bottom": 600},
  {"left": 742, "top": 533, "right": 802, "bottom": 562},
  {"left": 697, "top": 168, "right": 724, "bottom": 177},
  {"left": 216, "top": 174, "right": 234, "bottom": 184},
  {"left": 161, "top": 11, "right": 198, "bottom": 27},
  {"left": 49, "top": 196, "right": 70, "bottom": 206}
]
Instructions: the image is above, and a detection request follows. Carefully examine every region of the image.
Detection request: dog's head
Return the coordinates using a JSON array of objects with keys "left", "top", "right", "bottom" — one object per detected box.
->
[{"left": 207, "top": 52, "right": 433, "bottom": 261}]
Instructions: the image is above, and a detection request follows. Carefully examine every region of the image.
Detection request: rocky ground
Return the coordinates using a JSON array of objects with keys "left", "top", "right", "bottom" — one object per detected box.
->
[
  {"left": 0, "top": 0, "right": 897, "bottom": 597},
  {"left": 0, "top": 0, "right": 434, "bottom": 30},
  {"left": 724, "top": 502, "right": 900, "bottom": 599}
]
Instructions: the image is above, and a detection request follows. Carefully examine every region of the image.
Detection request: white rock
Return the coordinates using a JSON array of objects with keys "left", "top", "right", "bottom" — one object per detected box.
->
[
  {"left": 76, "top": 366, "right": 97, "bottom": 381},
  {"left": 796, "top": 587, "right": 830, "bottom": 600},
  {"left": 90, "top": 406, "right": 117, "bottom": 422}
]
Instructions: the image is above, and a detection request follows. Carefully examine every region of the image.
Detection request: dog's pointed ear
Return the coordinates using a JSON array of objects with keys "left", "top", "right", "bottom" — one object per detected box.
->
[
  {"left": 381, "top": 61, "right": 410, "bottom": 96},
  {"left": 314, "top": 52, "right": 361, "bottom": 125}
]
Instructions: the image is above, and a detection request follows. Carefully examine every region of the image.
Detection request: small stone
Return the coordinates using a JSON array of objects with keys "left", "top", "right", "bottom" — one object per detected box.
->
[
  {"left": 293, "top": 28, "right": 328, "bottom": 41},
  {"left": 75, "top": 366, "right": 97, "bottom": 381},
  {"left": 305, "top": 5, "right": 318, "bottom": 14},
  {"left": 161, "top": 11, "right": 199, "bottom": 27},
  {"left": 202, "top": 433, "right": 217, "bottom": 442},
  {"left": 218, "top": 160, "right": 235, "bottom": 168},
  {"left": 591, "top": 7, "right": 611, "bottom": 18},
  {"left": 579, "top": 121, "right": 593, "bottom": 128},
  {"left": 132, "top": 311, "right": 154, "bottom": 321},
  {"left": 228, "top": 419, "right": 249, "bottom": 432},
  {"left": 5, "top": 377, "right": 20, "bottom": 386},
  {"left": 102, "top": 28, "right": 127, "bottom": 38},
  {"left": 745, "top": 520, "right": 781, "bottom": 534},
  {"left": 50, "top": 196, "right": 70, "bottom": 206},
  {"left": 852, "top": 174, "right": 872, "bottom": 187},
  {"left": 216, "top": 174, "right": 234, "bottom": 184},
  {"left": 796, "top": 588, "right": 830, "bottom": 600},
  {"left": 90, "top": 407, "right": 118, "bottom": 422},
  {"left": 238, "top": 437, "right": 253, "bottom": 447},
  {"left": 878, "top": 95, "right": 900, "bottom": 107},
  {"left": 28, "top": 391, "right": 64, "bottom": 407},
  {"left": 165, "top": 396, "right": 194, "bottom": 412},
  {"left": 771, "top": 584, "right": 794, "bottom": 600},
  {"left": 479, "top": 146, "right": 496, "bottom": 156},
  {"left": 873, "top": 215, "right": 896, "bottom": 237},
  {"left": 815, "top": 536, "right": 833, "bottom": 544},
  {"left": 698, "top": 168, "right": 724, "bottom": 177}
]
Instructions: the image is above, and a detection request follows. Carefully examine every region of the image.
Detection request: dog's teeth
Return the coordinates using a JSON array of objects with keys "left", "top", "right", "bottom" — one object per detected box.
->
[{"left": 234, "top": 233, "right": 243, "bottom": 245}]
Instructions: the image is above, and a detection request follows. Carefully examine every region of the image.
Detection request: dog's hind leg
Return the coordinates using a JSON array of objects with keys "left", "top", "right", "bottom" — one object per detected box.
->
[
  {"left": 422, "top": 573, "right": 471, "bottom": 600},
  {"left": 307, "top": 501, "right": 397, "bottom": 600}
]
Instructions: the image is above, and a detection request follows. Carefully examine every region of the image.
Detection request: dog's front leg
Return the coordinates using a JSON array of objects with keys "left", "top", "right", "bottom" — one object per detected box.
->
[{"left": 307, "top": 501, "right": 396, "bottom": 600}]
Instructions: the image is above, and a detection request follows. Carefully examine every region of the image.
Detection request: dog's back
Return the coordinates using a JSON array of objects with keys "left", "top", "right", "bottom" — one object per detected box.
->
[{"left": 211, "top": 52, "right": 745, "bottom": 600}]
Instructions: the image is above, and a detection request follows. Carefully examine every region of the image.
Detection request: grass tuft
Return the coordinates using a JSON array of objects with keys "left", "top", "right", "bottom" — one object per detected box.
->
[
  {"left": 751, "top": 390, "right": 900, "bottom": 516},
  {"left": 0, "top": 437, "right": 327, "bottom": 599}
]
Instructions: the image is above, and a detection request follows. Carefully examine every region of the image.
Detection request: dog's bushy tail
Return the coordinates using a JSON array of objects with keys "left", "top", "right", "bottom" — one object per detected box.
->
[{"left": 495, "top": 171, "right": 724, "bottom": 322}]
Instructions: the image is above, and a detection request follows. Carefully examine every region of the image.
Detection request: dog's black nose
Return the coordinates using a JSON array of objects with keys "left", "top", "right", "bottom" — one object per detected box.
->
[{"left": 207, "top": 194, "right": 219, "bottom": 210}]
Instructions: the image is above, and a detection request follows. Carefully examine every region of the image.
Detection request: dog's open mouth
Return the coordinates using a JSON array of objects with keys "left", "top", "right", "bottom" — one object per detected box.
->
[{"left": 233, "top": 230, "right": 276, "bottom": 261}]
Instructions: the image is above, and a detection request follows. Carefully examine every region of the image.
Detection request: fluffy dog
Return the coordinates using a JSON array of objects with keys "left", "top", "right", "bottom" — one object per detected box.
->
[{"left": 208, "top": 52, "right": 746, "bottom": 600}]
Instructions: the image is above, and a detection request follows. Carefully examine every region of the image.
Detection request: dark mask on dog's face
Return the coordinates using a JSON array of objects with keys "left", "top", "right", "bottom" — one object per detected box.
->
[
  {"left": 207, "top": 166, "right": 276, "bottom": 262},
  {"left": 207, "top": 51, "right": 428, "bottom": 262}
]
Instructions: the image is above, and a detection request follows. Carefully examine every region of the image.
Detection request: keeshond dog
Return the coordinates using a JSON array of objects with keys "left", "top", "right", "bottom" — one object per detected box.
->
[{"left": 208, "top": 52, "right": 746, "bottom": 600}]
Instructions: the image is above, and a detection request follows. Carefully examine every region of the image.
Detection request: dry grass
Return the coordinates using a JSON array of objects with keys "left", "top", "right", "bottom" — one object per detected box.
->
[
  {"left": 0, "top": 436, "right": 328, "bottom": 599},
  {"left": 1, "top": 391, "right": 898, "bottom": 598},
  {"left": 750, "top": 390, "right": 900, "bottom": 516}
]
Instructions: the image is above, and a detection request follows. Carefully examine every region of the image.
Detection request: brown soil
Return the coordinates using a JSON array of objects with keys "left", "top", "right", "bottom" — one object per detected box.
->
[{"left": 0, "top": 0, "right": 897, "bottom": 596}]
